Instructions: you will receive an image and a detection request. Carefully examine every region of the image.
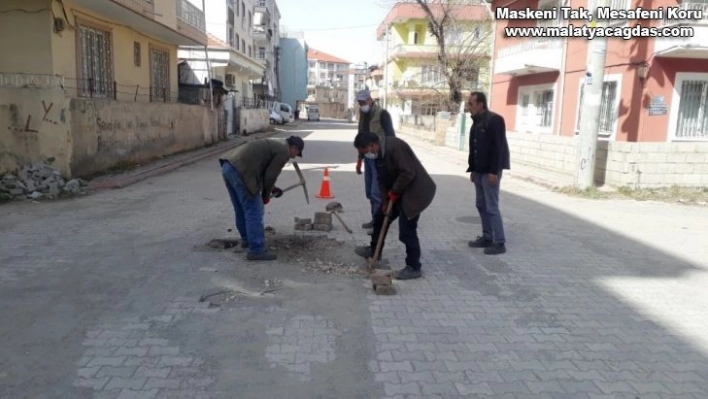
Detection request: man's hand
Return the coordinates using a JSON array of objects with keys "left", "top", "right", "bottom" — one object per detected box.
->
[
  {"left": 271, "top": 187, "right": 283, "bottom": 198},
  {"left": 262, "top": 196, "right": 271, "bottom": 205},
  {"left": 387, "top": 191, "right": 400, "bottom": 203},
  {"left": 356, "top": 158, "right": 363, "bottom": 175},
  {"left": 488, "top": 174, "right": 498, "bottom": 185}
]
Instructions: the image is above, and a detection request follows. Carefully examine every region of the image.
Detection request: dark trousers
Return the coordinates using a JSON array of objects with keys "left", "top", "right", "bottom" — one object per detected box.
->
[
  {"left": 473, "top": 171, "right": 506, "bottom": 244},
  {"left": 370, "top": 203, "right": 422, "bottom": 270}
]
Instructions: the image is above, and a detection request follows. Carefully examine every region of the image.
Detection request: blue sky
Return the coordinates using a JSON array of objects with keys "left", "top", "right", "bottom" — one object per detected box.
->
[{"left": 277, "top": 0, "right": 392, "bottom": 65}]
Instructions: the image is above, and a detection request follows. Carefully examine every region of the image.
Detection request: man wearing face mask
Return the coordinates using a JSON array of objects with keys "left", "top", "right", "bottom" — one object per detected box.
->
[
  {"left": 219, "top": 135, "right": 305, "bottom": 261},
  {"left": 353, "top": 132, "right": 436, "bottom": 280},
  {"left": 355, "top": 89, "right": 396, "bottom": 235}
]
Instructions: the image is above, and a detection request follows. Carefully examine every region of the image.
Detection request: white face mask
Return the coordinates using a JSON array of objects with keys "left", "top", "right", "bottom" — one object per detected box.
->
[
  {"left": 364, "top": 152, "right": 377, "bottom": 159},
  {"left": 360, "top": 105, "right": 371, "bottom": 113}
]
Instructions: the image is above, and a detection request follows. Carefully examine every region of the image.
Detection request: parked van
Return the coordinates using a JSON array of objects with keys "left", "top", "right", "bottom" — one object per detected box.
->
[
  {"left": 271, "top": 102, "right": 292, "bottom": 124},
  {"left": 306, "top": 105, "right": 320, "bottom": 122}
]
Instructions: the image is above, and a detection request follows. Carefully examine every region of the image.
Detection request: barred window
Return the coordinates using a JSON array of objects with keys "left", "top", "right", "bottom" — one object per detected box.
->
[
  {"left": 150, "top": 48, "right": 170, "bottom": 102},
  {"left": 78, "top": 24, "right": 113, "bottom": 98}
]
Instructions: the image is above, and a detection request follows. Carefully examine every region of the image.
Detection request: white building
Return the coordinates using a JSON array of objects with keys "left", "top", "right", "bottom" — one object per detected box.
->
[
  {"left": 177, "top": 0, "right": 280, "bottom": 101},
  {"left": 252, "top": 0, "right": 281, "bottom": 99}
]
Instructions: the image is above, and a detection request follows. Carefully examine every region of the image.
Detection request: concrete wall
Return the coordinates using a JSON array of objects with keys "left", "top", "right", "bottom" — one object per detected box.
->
[
  {"left": 507, "top": 132, "right": 708, "bottom": 188},
  {"left": 69, "top": 98, "right": 217, "bottom": 177},
  {"left": 0, "top": 82, "right": 72, "bottom": 177},
  {"left": 0, "top": 0, "right": 53, "bottom": 75},
  {"left": 399, "top": 113, "right": 454, "bottom": 146},
  {"left": 239, "top": 109, "right": 269, "bottom": 135},
  {"left": 0, "top": 73, "right": 218, "bottom": 178}
]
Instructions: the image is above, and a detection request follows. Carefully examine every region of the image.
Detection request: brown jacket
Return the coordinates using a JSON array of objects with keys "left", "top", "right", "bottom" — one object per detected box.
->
[
  {"left": 219, "top": 138, "right": 290, "bottom": 197},
  {"left": 375, "top": 136, "right": 436, "bottom": 219}
]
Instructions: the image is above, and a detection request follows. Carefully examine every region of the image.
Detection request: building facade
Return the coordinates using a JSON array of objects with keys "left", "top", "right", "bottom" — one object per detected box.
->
[
  {"left": 377, "top": 2, "right": 493, "bottom": 115},
  {"left": 0, "top": 0, "right": 216, "bottom": 178},
  {"left": 252, "top": 0, "right": 281, "bottom": 100},
  {"left": 278, "top": 31, "right": 309, "bottom": 110},
  {"left": 490, "top": 0, "right": 708, "bottom": 187},
  {"left": 306, "top": 49, "right": 352, "bottom": 118}
]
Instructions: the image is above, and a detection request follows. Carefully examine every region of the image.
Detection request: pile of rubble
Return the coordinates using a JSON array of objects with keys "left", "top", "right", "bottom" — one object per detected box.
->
[
  {"left": 294, "top": 212, "right": 333, "bottom": 232},
  {"left": 0, "top": 160, "right": 88, "bottom": 202}
]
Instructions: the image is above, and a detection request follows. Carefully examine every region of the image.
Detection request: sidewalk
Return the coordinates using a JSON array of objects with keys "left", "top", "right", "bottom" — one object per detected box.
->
[{"left": 87, "top": 129, "right": 282, "bottom": 191}]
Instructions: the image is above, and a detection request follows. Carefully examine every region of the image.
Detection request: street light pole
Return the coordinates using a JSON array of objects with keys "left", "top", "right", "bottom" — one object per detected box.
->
[{"left": 574, "top": 0, "right": 609, "bottom": 189}]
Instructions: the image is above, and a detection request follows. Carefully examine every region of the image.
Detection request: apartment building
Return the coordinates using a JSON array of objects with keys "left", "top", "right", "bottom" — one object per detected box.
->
[
  {"left": 377, "top": 2, "right": 492, "bottom": 115},
  {"left": 178, "top": 0, "right": 266, "bottom": 100},
  {"left": 0, "top": 0, "right": 215, "bottom": 178},
  {"left": 252, "top": 0, "right": 281, "bottom": 99},
  {"left": 491, "top": 0, "right": 708, "bottom": 187},
  {"left": 278, "top": 31, "right": 309, "bottom": 111}
]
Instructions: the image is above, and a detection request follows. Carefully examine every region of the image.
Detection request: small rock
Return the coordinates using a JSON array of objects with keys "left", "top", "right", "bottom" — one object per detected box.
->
[
  {"left": 29, "top": 191, "right": 43, "bottom": 200},
  {"left": 63, "top": 179, "right": 81, "bottom": 194}
]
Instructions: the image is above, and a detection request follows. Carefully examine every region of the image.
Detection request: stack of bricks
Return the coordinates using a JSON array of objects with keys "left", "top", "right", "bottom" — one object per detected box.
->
[
  {"left": 294, "top": 212, "right": 333, "bottom": 232},
  {"left": 371, "top": 269, "right": 396, "bottom": 295}
]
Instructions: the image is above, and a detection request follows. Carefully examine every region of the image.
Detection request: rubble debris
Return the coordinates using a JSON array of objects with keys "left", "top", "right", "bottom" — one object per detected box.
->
[
  {"left": 0, "top": 160, "right": 88, "bottom": 203},
  {"left": 374, "top": 284, "right": 397, "bottom": 295},
  {"left": 267, "top": 234, "right": 366, "bottom": 276},
  {"left": 371, "top": 269, "right": 397, "bottom": 296},
  {"left": 207, "top": 238, "right": 240, "bottom": 249}
]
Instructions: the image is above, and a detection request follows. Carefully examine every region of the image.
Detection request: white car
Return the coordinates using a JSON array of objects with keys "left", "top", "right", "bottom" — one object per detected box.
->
[
  {"left": 269, "top": 109, "right": 284, "bottom": 125},
  {"left": 307, "top": 106, "right": 320, "bottom": 121}
]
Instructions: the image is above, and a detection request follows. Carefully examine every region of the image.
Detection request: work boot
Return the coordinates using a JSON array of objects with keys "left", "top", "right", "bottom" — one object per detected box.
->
[
  {"left": 484, "top": 243, "right": 506, "bottom": 255},
  {"left": 394, "top": 266, "right": 422, "bottom": 280},
  {"left": 468, "top": 236, "right": 492, "bottom": 248},
  {"left": 355, "top": 246, "right": 382, "bottom": 261},
  {"left": 246, "top": 251, "right": 277, "bottom": 261},
  {"left": 362, "top": 220, "right": 374, "bottom": 229}
]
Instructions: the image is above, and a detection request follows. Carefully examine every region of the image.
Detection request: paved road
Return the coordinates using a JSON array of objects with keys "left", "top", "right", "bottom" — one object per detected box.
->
[{"left": 1, "top": 120, "right": 708, "bottom": 399}]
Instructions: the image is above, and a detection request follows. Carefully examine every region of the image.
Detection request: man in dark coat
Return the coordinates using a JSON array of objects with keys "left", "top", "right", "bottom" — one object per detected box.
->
[
  {"left": 219, "top": 135, "right": 305, "bottom": 261},
  {"left": 465, "top": 91, "right": 511, "bottom": 255},
  {"left": 353, "top": 132, "right": 436, "bottom": 280}
]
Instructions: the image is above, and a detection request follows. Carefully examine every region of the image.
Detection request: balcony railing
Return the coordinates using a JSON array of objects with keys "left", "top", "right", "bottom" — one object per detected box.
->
[
  {"left": 497, "top": 38, "right": 561, "bottom": 58},
  {"left": 661, "top": 2, "right": 708, "bottom": 26},
  {"left": 177, "top": 0, "right": 205, "bottom": 32}
]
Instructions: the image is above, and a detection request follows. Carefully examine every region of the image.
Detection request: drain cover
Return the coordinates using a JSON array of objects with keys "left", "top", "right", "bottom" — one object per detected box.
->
[{"left": 455, "top": 216, "right": 481, "bottom": 224}]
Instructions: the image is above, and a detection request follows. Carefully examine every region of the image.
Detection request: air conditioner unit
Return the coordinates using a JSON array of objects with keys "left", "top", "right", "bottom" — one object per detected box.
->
[{"left": 225, "top": 74, "right": 235, "bottom": 87}]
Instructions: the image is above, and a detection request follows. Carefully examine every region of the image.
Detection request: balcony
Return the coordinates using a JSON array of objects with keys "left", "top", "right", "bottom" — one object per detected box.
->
[
  {"left": 176, "top": 0, "right": 207, "bottom": 45},
  {"left": 253, "top": 25, "right": 272, "bottom": 42},
  {"left": 72, "top": 0, "right": 206, "bottom": 45},
  {"left": 494, "top": 39, "right": 562, "bottom": 76},
  {"left": 389, "top": 44, "right": 438, "bottom": 61},
  {"left": 254, "top": 5, "right": 271, "bottom": 25},
  {"left": 655, "top": 2, "right": 708, "bottom": 58}
]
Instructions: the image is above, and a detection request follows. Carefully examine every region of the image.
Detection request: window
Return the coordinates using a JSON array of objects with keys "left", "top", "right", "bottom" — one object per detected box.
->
[
  {"left": 150, "top": 47, "right": 170, "bottom": 102},
  {"left": 413, "top": 31, "right": 419, "bottom": 44},
  {"left": 241, "top": 39, "right": 245, "bottom": 53},
  {"left": 77, "top": 23, "right": 113, "bottom": 98},
  {"left": 259, "top": 47, "right": 265, "bottom": 59},
  {"left": 673, "top": 77, "right": 708, "bottom": 140},
  {"left": 228, "top": 26, "right": 234, "bottom": 47},
  {"left": 236, "top": 34, "right": 240, "bottom": 50},
  {"left": 516, "top": 84, "right": 555, "bottom": 133},
  {"left": 537, "top": 0, "right": 560, "bottom": 30},
  {"left": 248, "top": 45, "right": 252, "bottom": 57},
  {"left": 133, "top": 42, "right": 141, "bottom": 67},
  {"left": 421, "top": 65, "right": 444, "bottom": 86},
  {"left": 319, "top": 62, "right": 326, "bottom": 69},
  {"left": 259, "top": 0, "right": 266, "bottom": 5},
  {"left": 575, "top": 76, "right": 621, "bottom": 139},
  {"left": 248, "top": 12, "right": 252, "bottom": 29}
]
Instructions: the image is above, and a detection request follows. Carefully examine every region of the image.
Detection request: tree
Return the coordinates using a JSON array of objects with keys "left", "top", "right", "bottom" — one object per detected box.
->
[{"left": 380, "top": 0, "right": 493, "bottom": 112}]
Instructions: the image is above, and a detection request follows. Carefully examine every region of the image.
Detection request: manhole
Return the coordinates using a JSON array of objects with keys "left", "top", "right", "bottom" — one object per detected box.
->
[
  {"left": 455, "top": 216, "right": 481, "bottom": 224},
  {"left": 199, "top": 290, "right": 242, "bottom": 307}
]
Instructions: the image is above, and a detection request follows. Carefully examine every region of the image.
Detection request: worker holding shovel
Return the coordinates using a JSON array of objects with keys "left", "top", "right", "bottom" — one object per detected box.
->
[
  {"left": 352, "top": 132, "right": 436, "bottom": 280},
  {"left": 218, "top": 135, "right": 305, "bottom": 261}
]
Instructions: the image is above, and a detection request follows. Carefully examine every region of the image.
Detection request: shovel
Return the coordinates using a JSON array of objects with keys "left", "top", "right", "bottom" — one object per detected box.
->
[{"left": 369, "top": 200, "right": 394, "bottom": 271}]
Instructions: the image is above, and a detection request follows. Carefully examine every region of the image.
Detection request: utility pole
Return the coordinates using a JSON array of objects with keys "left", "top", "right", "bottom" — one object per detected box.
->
[
  {"left": 574, "top": 0, "right": 609, "bottom": 189},
  {"left": 382, "top": 26, "right": 389, "bottom": 109}
]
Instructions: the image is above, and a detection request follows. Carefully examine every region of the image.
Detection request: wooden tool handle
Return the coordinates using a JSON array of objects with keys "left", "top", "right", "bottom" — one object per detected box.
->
[{"left": 371, "top": 201, "right": 394, "bottom": 265}]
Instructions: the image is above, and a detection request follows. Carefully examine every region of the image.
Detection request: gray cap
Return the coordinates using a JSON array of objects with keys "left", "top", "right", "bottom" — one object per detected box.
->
[{"left": 355, "top": 89, "right": 371, "bottom": 101}]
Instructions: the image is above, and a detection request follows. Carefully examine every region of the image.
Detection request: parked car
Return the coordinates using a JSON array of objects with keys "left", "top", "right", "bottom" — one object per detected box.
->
[
  {"left": 307, "top": 105, "right": 320, "bottom": 122},
  {"left": 269, "top": 109, "right": 283, "bottom": 125},
  {"left": 271, "top": 102, "right": 292, "bottom": 123}
]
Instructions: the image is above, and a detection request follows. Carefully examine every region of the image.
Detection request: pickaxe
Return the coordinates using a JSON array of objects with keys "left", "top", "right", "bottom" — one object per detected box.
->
[{"left": 270, "top": 162, "right": 309, "bottom": 204}]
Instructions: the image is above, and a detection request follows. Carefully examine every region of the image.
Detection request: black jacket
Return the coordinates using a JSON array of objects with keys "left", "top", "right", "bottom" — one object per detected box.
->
[{"left": 466, "top": 110, "right": 511, "bottom": 174}]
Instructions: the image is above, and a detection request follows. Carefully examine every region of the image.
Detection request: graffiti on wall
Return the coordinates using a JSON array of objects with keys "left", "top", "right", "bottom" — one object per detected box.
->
[
  {"left": 6, "top": 101, "right": 64, "bottom": 133},
  {"left": 95, "top": 115, "right": 176, "bottom": 153}
]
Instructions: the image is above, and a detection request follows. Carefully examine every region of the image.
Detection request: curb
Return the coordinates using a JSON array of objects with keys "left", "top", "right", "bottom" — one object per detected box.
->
[{"left": 88, "top": 130, "right": 280, "bottom": 191}]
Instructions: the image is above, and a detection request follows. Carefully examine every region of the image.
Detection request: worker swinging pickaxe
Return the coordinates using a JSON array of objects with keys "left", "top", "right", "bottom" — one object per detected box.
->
[{"left": 269, "top": 162, "right": 309, "bottom": 204}]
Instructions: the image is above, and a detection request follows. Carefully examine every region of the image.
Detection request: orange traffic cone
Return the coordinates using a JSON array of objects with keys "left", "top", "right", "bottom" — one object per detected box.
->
[{"left": 315, "top": 168, "right": 335, "bottom": 199}]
